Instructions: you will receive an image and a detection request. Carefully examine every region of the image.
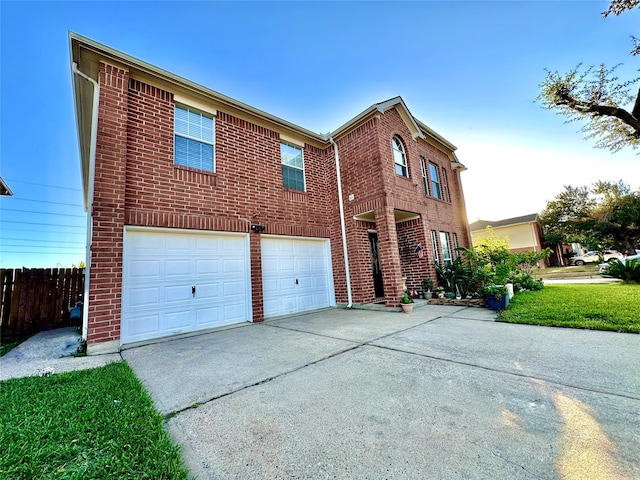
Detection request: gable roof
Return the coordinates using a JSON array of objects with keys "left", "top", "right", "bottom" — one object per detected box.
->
[
  {"left": 469, "top": 213, "right": 538, "bottom": 231},
  {"left": 0, "top": 177, "right": 13, "bottom": 196}
]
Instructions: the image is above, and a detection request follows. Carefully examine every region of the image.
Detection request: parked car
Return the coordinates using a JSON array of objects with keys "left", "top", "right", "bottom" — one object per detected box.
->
[
  {"left": 599, "top": 253, "right": 640, "bottom": 274},
  {"left": 569, "top": 250, "right": 623, "bottom": 266}
]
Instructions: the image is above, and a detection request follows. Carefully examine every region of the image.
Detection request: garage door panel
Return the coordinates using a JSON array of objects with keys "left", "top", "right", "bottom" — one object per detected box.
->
[
  {"left": 298, "top": 294, "right": 315, "bottom": 309},
  {"left": 196, "top": 259, "right": 219, "bottom": 275},
  {"left": 165, "top": 311, "right": 191, "bottom": 330},
  {"left": 165, "top": 284, "right": 193, "bottom": 304},
  {"left": 261, "top": 236, "right": 334, "bottom": 318},
  {"left": 223, "top": 259, "right": 245, "bottom": 274},
  {"left": 165, "top": 235, "right": 193, "bottom": 253},
  {"left": 195, "top": 306, "right": 221, "bottom": 326},
  {"left": 129, "top": 260, "right": 160, "bottom": 279},
  {"left": 165, "top": 259, "right": 191, "bottom": 277},
  {"left": 126, "top": 313, "right": 160, "bottom": 337},
  {"left": 196, "top": 283, "right": 220, "bottom": 300},
  {"left": 222, "top": 303, "right": 247, "bottom": 321},
  {"left": 127, "top": 287, "right": 159, "bottom": 308},
  {"left": 122, "top": 229, "right": 250, "bottom": 344}
]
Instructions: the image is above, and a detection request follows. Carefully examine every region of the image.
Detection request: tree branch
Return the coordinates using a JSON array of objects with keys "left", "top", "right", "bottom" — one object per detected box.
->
[
  {"left": 556, "top": 90, "right": 640, "bottom": 134},
  {"left": 633, "top": 86, "right": 640, "bottom": 120}
]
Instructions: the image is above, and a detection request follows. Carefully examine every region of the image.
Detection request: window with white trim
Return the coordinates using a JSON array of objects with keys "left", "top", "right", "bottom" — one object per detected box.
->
[
  {"left": 431, "top": 230, "right": 439, "bottom": 264},
  {"left": 429, "top": 162, "right": 442, "bottom": 200},
  {"left": 174, "top": 105, "right": 214, "bottom": 172},
  {"left": 441, "top": 168, "right": 450, "bottom": 202},
  {"left": 392, "top": 136, "right": 408, "bottom": 177},
  {"left": 419, "top": 157, "right": 429, "bottom": 195},
  {"left": 440, "top": 232, "right": 452, "bottom": 265},
  {"left": 281, "top": 142, "right": 305, "bottom": 191},
  {"left": 452, "top": 233, "right": 459, "bottom": 258}
]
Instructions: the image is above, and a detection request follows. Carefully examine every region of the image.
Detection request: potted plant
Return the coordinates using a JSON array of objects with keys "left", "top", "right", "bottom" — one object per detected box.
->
[
  {"left": 481, "top": 284, "right": 509, "bottom": 311},
  {"left": 435, "top": 286, "right": 445, "bottom": 298},
  {"left": 400, "top": 292, "right": 414, "bottom": 313},
  {"left": 421, "top": 277, "right": 434, "bottom": 296}
]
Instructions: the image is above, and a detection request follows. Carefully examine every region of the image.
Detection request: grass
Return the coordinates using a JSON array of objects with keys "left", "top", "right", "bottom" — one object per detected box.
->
[
  {"left": 499, "top": 283, "right": 640, "bottom": 333},
  {"left": 0, "top": 362, "right": 189, "bottom": 479},
  {"left": 531, "top": 264, "right": 599, "bottom": 279},
  {"left": 0, "top": 333, "right": 33, "bottom": 357}
]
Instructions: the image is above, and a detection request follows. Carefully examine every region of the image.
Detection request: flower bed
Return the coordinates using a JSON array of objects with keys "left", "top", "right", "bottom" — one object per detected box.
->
[{"left": 428, "top": 297, "right": 487, "bottom": 307}]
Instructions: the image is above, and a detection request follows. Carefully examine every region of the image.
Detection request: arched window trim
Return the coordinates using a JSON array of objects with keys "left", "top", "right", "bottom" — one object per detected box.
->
[{"left": 392, "top": 135, "right": 408, "bottom": 177}]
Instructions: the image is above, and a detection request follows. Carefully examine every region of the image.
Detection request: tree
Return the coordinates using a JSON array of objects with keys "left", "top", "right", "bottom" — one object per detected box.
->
[
  {"left": 537, "top": 1, "right": 640, "bottom": 152},
  {"left": 539, "top": 181, "right": 640, "bottom": 253}
]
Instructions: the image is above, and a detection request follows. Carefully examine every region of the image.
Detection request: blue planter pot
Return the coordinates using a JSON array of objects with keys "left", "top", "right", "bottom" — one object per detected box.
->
[{"left": 486, "top": 294, "right": 509, "bottom": 311}]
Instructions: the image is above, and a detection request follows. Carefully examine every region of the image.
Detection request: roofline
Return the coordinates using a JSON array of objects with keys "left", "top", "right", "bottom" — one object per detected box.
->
[
  {"left": 70, "top": 32, "right": 461, "bottom": 156},
  {"left": 69, "top": 31, "right": 326, "bottom": 143},
  {"left": 0, "top": 177, "right": 13, "bottom": 196},
  {"left": 470, "top": 214, "right": 540, "bottom": 231}
]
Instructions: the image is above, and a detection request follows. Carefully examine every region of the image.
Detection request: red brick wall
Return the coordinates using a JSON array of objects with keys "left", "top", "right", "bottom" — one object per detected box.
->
[
  {"left": 396, "top": 218, "right": 430, "bottom": 293},
  {"left": 88, "top": 63, "right": 129, "bottom": 345},
  {"left": 88, "top": 76, "right": 472, "bottom": 343},
  {"left": 334, "top": 107, "right": 471, "bottom": 307}
]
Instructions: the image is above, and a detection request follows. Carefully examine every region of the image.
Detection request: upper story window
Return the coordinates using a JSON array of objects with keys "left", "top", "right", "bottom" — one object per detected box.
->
[
  {"left": 429, "top": 162, "right": 442, "bottom": 200},
  {"left": 392, "top": 136, "right": 408, "bottom": 177},
  {"left": 441, "top": 168, "right": 450, "bottom": 202},
  {"left": 419, "top": 157, "right": 429, "bottom": 195},
  {"left": 281, "top": 142, "right": 305, "bottom": 191},
  {"left": 174, "top": 105, "right": 215, "bottom": 172}
]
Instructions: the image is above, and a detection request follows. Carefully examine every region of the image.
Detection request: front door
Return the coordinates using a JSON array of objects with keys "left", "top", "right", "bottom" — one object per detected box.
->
[{"left": 368, "top": 231, "right": 384, "bottom": 298}]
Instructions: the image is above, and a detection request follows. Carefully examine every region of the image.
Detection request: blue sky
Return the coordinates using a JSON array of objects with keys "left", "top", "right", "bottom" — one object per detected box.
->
[{"left": 1, "top": 1, "right": 639, "bottom": 268}]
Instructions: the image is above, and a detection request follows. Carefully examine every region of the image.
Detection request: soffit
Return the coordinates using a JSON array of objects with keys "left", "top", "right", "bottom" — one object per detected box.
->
[{"left": 354, "top": 209, "right": 420, "bottom": 224}]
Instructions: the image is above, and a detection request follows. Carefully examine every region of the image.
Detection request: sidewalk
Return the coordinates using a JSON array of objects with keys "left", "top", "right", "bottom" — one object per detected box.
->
[{"left": 0, "top": 327, "right": 121, "bottom": 381}]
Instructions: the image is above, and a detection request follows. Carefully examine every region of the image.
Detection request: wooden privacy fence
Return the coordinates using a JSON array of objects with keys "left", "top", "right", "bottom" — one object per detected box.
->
[{"left": 0, "top": 268, "right": 85, "bottom": 336}]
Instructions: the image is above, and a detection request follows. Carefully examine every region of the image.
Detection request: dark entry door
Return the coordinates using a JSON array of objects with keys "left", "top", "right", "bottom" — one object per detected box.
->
[{"left": 368, "top": 231, "right": 384, "bottom": 298}]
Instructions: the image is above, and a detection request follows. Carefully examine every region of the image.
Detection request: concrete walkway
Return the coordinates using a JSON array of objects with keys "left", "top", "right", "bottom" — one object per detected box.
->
[
  {"left": 119, "top": 306, "right": 639, "bottom": 480},
  {"left": 0, "top": 327, "right": 121, "bottom": 381}
]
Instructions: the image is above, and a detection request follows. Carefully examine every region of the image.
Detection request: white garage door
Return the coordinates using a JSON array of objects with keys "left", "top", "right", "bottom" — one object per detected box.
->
[
  {"left": 121, "top": 228, "right": 250, "bottom": 344},
  {"left": 261, "top": 236, "right": 335, "bottom": 318}
]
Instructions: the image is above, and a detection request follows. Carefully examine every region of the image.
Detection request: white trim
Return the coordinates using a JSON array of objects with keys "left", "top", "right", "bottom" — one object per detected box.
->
[
  {"left": 121, "top": 226, "right": 252, "bottom": 346},
  {"left": 174, "top": 104, "right": 216, "bottom": 172},
  {"left": 279, "top": 132, "right": 305, "bottom": 148},
  {"left": 71, "top": 62, "right": 99, "bottom": 344},
  {"left": 173, "top": 93, "right": 218, "bottom": 116},
  {"left": 280, "top": 141, "right": 306, "bottom": 192}
]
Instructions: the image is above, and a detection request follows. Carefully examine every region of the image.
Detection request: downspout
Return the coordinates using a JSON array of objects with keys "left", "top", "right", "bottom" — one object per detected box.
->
[
  {"left": 329, "top": 137, "right": 353, "bottom": 308},
  {"left": 72, "top": 62, "right": 99, "bottom": 343}
]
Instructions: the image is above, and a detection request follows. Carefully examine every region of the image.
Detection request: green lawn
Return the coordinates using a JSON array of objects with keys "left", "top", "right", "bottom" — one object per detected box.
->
[
  {"left": 500, "top": 283, "right": 640, "bottom": 333},
  {"left": 0, "top": 362, "right": 189, "bottom": 479},
  {"left": 531, "top": 264, "right": 599, "bottom": 279}
]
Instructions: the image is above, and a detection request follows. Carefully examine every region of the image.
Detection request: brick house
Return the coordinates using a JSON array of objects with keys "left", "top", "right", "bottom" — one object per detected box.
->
[{"left": 70, "top": 33, "right": 472, "bottom": 353}]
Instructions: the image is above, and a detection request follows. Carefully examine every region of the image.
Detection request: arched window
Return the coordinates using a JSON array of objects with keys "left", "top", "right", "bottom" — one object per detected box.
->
[{"left": 392, "top": 136, "right": 408, "bottom": 177}]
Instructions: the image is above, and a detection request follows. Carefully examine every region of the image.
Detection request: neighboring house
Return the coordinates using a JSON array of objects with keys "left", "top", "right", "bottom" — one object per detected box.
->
[
  {"left": 469, "top": 214, "right": 548, "bottom": 267},
  {"left": 0, "top": 177, "right": 13, "bottom": 196},
  {"left": 70, "top": 33, "right": 472, "bottom": 353}
]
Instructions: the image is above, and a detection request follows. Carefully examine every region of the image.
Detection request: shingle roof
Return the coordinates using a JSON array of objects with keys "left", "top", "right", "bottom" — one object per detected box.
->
[{"left": 469, "top": 213, "right": 538, "bottom": 231}]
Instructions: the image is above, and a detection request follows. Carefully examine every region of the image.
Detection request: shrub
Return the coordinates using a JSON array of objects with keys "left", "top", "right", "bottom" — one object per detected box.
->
[
  {"left": 510, "top": 272, "right": 544, "bottom": 292},
  {"left": 607, "top": 258, "right": 640, "bottom": 282},
  {"left": 480, "top": 284, "right": 509, "bottom": 300}
]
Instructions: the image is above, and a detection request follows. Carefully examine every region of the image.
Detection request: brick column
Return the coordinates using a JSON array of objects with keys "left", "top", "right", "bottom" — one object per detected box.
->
[
  {"left": 375, "top": 205, "right": 403, "bottom": 307},
  {"left": 250, "top": 232, "right": 264, "bottom": 322},
  {"left": 87, "top": 62, "right": 129, "bottom": 347}
]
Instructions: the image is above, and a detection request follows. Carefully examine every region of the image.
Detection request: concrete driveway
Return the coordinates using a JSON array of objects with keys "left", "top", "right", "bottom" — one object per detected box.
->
[{"left": 122, "top": 306, "right": 640, "bottom": 479}]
